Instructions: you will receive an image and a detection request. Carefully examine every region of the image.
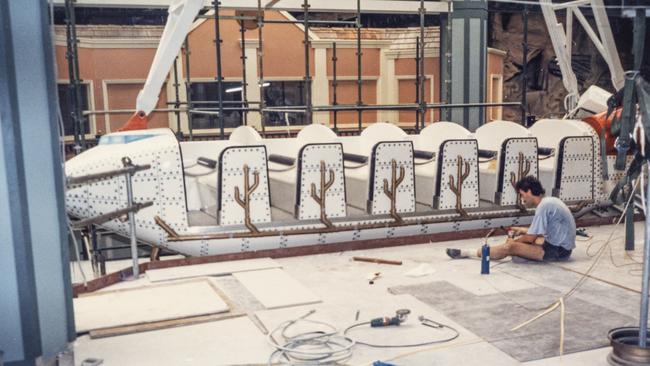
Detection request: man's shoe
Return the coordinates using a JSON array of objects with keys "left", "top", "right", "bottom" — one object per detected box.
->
[{"left": 446, "top": 248, "right": 465, "bottom": 259}]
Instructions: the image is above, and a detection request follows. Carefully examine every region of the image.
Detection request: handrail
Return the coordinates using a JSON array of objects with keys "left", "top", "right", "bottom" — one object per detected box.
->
[{"left": 66, "top": 164, "right": 151, "bottom": 186}]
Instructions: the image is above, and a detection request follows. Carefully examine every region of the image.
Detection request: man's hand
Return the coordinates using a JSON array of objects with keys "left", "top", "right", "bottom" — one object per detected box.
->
[{"left": 508, "top": 226, "right": 528, "bottom": 237}]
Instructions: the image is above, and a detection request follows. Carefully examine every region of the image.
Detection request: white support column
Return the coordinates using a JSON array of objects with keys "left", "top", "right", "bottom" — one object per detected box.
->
[
  {"left": 312, "top": 46, "right": 330, "bottom": 125},
  {"left": 378, "top": 49, "right": 398, "bottom": 124},
  {"left": 243, "top": 39, "right": 261, "bottom": 129}
]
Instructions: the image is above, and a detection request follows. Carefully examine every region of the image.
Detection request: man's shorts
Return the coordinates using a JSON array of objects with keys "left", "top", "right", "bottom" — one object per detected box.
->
[{"left": 542, "top": 241, "right": 572, "bottom": 261}]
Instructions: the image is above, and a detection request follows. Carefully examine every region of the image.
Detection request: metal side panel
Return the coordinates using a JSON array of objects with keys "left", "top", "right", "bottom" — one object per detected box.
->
[
  {"left": 296, "top": 143, "right": 346, "bottom": 220},
  {"left": 152, "top": 143, "right": 189, "bottom": 242},
  {"left": 435, "top": 139, "right": 479, "bottom": 210},
  {"left": 218, "top": 146, "right": 272, "bottom": 226},
  {"left": 554, "top": 136, "right": 595, "bottom": 202},
  {"left": 497, "top": 137, "right": 539, "bottom": 206},
  {"left": 368, "top": 141, "right": 415, "bottom": 215}
]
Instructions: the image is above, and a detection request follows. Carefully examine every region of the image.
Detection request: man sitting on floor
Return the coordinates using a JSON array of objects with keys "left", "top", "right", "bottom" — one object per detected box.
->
[{"left": 446, "top": 175, "right": 575, "bottom": 262}]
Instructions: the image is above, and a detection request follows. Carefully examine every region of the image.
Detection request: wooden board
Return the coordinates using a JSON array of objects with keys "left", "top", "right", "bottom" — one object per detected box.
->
[
  {"left": 145, "top": 257, "right": 281, "bottom": 283},
  {"left": 232, "top": 268, "right": 321, "bottom": 309},
  {"left": 89, "top": 282, "right": 242, "bottom": 338},
  {"left": 74, "top": 279, "right": 229, "bottom": 333}
]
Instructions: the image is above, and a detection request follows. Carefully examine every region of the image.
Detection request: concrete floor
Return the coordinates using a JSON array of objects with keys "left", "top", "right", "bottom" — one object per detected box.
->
[{"left": 71, "top": 221, "right": 647, "bottom": 365}]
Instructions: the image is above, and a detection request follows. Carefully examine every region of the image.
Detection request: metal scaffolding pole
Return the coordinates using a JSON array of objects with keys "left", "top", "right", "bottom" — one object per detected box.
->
[
  {"left": 184, "top": 37, "right": 194, "bottom": 140},
  {"left": 172, "top": 57, "right": 182, "bottom": 138},
  {"left": 522, "top": 4, "right": 529, "bottom": 125},
  {"left": 303, "top": 0, "right": 313, "bottom": 125},
  {"left": 640, "top": 172, "right": 650, "bottom": 346},
  {"left": 355, "top": 0, "right": 362, "bottom": 132},
  {"left": 444, "top": 0, "right": 452, "bottom": 121},
  {"left": 418, "top": 0, "right": 426, "bottom": 130},
  {"left": 239, "top": 18, "right": 248, "bottom": 125},
  {"left": 213, "top": 0, "right": 226, "bottom": 139},
  {"left": 415, "top": 37, "right": 421, "bottom": 131},
  {"left": 64, "top": 0, "right": 85, "bottom": 153},
  {"left": 332, "top": 41, "right": 338, "bottom": 132},
  {"left": 257, "top": 0, "right": 267, "bottom": 136}
]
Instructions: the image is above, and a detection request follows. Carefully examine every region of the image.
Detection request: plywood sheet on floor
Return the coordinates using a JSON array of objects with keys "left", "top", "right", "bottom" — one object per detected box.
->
[
  {"left": 74, "top": 317, "right": 273, "bottom": 366},
  {"left": 232, "top": 268, "right": 320, "bottom": 309},
  {"left": 146, "top": 257, "right": 281, "bottom": 283},
  {"left": 74, "top": 280, "right": 229, "bottom": 333},
  {"left": 390, "top": 280, "right": 636, "bottom": 362}
]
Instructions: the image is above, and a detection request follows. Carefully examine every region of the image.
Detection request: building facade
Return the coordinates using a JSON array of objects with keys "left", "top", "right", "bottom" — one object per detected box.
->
[{"left": 54, "top": 10, "right": 505, "bottom": 140}]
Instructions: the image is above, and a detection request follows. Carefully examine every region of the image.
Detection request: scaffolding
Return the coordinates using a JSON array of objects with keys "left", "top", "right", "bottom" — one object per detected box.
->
[{"left": 62, "top": 0, "right": 523, "bottom": 150}]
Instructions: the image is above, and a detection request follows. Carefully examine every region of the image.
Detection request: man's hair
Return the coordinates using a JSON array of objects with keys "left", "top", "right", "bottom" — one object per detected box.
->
[{"left": 515, "top": 175, "right": 545, "bottom": 196}]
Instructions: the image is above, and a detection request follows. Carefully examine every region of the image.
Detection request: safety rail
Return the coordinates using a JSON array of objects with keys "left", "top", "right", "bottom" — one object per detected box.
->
[{"left": 67, "top": 157, "right": 152, "bottom": 278}]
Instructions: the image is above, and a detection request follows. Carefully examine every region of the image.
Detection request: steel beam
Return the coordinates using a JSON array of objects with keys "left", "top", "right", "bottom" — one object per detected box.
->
[{"left": 51, "top": 0, "right": 450, "bottom": 13}]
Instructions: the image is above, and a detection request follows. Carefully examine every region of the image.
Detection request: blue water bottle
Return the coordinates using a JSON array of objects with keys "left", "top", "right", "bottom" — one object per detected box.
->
[{"left": 481, "top": 244, "right": 490, "bottom": 274}]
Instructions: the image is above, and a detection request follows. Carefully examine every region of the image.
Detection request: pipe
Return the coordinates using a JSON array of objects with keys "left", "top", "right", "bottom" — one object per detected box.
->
[
  {"left": 332, "top": 42, "right": 338, "bottom": 132},
  {"left": 639, "top": 179, "right": 650, "bottom": 346},
  {"left": 184, "top": 37, "right": 194, "bottom": 140},
  {"left": 123, "top": 158, "right": 140, "bottom": 278},
  {"left": 303, "top": 0, "right": 312, "bottom": 125},
  {"left": 356, "top": 0, "right": 362, "bottom": 132},
  {"left": 172, "top": 57, "right": 182, "bottom": 137},
  {"left": 213, "top": 0, "right": 225, "bottom": 139},
  {"left": 240, "top": 17, "right": 248, "bottom": 125},
  {"left": 418, "top": 0, "right": 426, "bottom": 129}
]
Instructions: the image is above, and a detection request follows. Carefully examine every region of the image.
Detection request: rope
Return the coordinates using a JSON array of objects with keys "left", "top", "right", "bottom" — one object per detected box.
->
[{"left": 509, "top": 177, "right": 638, "bottom": 355}]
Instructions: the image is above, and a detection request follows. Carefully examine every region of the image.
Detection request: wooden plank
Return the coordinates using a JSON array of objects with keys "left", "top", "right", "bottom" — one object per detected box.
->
[
  {"left": 233, "top": 269, "right": 320, "bottom": 309},
  {"left": 74, "top": 279, "right": 229, "bottom": 333},
  {"left": 146, "top": 257, "right": 281, "bottom": 283},
  {"left": 89, "top": 312, "right": 245, "bottom": 339},
  {"left": 88, "top": 280, "right": 241, "bottom": 338}
]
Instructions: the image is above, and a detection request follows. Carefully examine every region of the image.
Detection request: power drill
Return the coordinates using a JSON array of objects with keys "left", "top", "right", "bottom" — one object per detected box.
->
[{"left": 370, "top": 309, "right": 410, "bottom": 327}]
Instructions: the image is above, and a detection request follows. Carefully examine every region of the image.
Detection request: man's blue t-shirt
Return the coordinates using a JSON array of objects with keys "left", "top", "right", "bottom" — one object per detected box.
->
[{"left": 527, "top": 196, "right": 576, "bottom": 250}]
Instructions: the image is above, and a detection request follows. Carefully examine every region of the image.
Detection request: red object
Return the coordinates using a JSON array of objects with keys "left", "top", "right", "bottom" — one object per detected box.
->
[
  {"left": 118, "top": 111, "right": 148, "bottom": 131},
  {"left": 582, "top": 108, "right": 621, "bottom": 155}
]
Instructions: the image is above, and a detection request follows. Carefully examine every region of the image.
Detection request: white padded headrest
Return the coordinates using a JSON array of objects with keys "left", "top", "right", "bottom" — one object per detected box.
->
[
  {"left": 297, "top": 124, "right": 337, "bottom": 143},
  {"left": 475, "top": 120, "right": 532, "bottom": 151},
  {"left": 360, "top": 122, "right": 407, "bottom": 153},
  {"left": 229, "top": 125, "right": 262, "bottom": 144}
]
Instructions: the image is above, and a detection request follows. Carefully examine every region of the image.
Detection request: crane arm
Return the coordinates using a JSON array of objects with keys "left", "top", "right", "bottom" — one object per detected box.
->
[{"left": 120, "top": 0, "right": 204, "bottom": 130}]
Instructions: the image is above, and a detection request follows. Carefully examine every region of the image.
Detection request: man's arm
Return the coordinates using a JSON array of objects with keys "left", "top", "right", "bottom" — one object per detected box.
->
[{"left": 514, "top": 233, "right": 539, "bottom": 244}]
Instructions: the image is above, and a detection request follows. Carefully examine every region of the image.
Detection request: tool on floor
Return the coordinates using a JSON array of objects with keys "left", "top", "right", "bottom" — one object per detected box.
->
[
  {"left": 481, "top": 244, "right": 490, "bottom": 274},
  {"left": 353, "top": 256, "right": 402, "bottom": 265},
  {"left": 80, "top": 358, "right": 103, "bottom": 366},
  {"left": 370, "top": 309, "right": 410, "bottom": 327},
  {"left": 368, "top": 271, "right": 381, "bottom": 284},
  {"left": 373, "top": 361, "right": 397, "bottom": 366},
  {"left": 481, "top": 228, "right": 495, "bottom": 275},
  {"left": 419, "top": 315, "right": 445, "bottom": 329}
]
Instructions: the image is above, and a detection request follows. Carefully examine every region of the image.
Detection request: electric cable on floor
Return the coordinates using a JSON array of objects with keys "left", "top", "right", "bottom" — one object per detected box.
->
[
  {"left": 266, "top": 310, "right": 355, "bottom": 366},
  {"left": 343, "top": 319, "right": 460, "bottom": 348}
]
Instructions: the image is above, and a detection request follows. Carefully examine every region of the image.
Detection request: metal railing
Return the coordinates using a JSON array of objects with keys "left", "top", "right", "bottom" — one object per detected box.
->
[{"left": 66, "top": 156, "right": 153, "bottom": 278}]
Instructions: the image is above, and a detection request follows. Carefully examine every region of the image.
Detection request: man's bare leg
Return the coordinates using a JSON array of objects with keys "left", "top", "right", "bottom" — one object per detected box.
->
[
  {"left": 477, "top": 239, "right": 544, "bottom": 261},
  {"left": 446, "top": 236, "right": 545, "bottom": 260}
]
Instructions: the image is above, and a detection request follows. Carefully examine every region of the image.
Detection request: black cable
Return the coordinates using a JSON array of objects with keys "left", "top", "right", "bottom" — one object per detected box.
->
[{"left": 343, "top": 320, "right": 460, "bottom": 348}]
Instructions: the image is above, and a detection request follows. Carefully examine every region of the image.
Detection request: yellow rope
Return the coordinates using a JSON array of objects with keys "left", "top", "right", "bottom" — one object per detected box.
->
[{"left": 510, "top": 177, "right": 639, "bottom": 355}]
